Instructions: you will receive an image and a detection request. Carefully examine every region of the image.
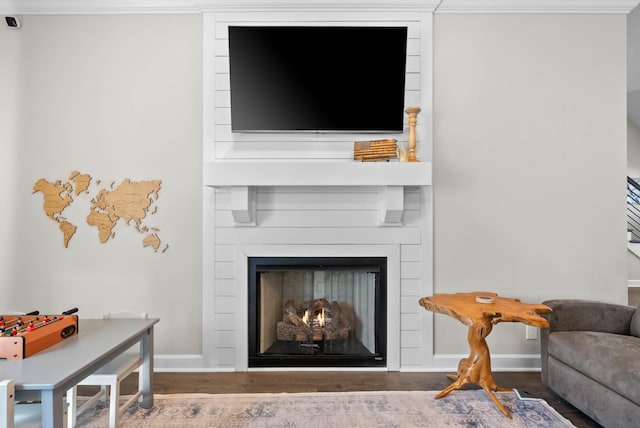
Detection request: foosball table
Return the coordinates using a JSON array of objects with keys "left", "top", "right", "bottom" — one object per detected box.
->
[{"left": 0, "top": 308, "right": 78, "bottom": 359}]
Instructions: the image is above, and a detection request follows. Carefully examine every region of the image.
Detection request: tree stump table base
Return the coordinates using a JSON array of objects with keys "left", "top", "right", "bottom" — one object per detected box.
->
[{"left": 419, "top": 291, "right": 551, "bottom": 419}]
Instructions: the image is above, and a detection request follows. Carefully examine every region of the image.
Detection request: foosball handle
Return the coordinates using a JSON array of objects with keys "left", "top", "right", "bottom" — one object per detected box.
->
[
  {"left": 25, "top": 310, "right": 40, "bottom": 315},
  {"left": 62, "top": 308, "right": 79, "bottom": 315}
]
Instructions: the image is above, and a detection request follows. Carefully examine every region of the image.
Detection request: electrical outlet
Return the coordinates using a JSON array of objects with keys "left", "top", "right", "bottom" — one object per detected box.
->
[{"left": 525, "top": 325, "right": 538, "bottom": 340}]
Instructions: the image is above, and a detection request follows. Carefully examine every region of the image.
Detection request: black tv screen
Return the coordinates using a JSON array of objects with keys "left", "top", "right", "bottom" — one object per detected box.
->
[{"left": 228, "top": 26, "right": 408, "bottom": 133}]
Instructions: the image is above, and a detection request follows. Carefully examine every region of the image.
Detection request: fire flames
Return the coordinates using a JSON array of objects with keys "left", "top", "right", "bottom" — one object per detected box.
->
[
  {"left": 277, "top": 299, "right": 350, "bottom": 342},
  {"left": 302, "top": 308, "right": 326, "bottom": 327}
]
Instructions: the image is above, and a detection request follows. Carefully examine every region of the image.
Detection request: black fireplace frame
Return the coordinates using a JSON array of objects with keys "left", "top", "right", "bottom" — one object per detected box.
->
[{"left": 248, "top": 256, "right": 387, "bottom": 368}]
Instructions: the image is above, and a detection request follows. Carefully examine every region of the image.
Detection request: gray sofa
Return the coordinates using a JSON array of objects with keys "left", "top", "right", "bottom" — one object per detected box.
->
[{"left": 540, "top": 299, "right": 640, "bottom": 428}]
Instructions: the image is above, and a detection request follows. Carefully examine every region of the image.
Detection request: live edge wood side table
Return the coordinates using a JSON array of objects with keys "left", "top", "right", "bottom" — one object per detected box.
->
[{"left": 419, "top": 291, "right": 551, "bottom": 418}]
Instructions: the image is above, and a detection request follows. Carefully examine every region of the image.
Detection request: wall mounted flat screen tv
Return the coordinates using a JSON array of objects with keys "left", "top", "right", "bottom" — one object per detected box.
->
[{"left": 228, "top": 26, "right": 408, "bottom": 133}]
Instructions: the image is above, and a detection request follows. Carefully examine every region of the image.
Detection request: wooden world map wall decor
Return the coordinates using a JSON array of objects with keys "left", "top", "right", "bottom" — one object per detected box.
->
[{"left": 32, "top": 171, "right": 169, "bottom": 253}]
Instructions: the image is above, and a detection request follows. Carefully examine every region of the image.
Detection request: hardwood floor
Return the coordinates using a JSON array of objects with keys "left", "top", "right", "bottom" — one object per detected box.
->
[
  {"left": 111, "top": 293, "right": 637, "bottom": 427},
  {"left": 117, "top": 371, "right": 601, "bottom": 427}
]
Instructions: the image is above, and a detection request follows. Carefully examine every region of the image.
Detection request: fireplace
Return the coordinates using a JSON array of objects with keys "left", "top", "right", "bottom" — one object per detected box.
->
[{"left": 248, "top": 257, "right": 387, "bottom": 368}]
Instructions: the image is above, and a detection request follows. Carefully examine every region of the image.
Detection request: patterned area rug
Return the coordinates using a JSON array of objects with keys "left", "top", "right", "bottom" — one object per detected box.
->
[{"left": 76, "top": 389, "right": 575, "bottom": 427}]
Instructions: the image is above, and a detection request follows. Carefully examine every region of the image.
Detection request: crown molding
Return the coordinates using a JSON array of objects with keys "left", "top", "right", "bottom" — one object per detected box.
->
[
  {"left": 0, "top": 0, "right": 441, "bottom": 15},
  {"left": 195, "top": 0, "right": 442, "bottom": 13},
  {"left": 1, "top": 0, "right": 638, "bottom": 15},
  {"left": 0, "top": 0, "right": 199, "bottom": 14},
  {"left": 436, "top": 0, "right": 640, "bottom": 14}
]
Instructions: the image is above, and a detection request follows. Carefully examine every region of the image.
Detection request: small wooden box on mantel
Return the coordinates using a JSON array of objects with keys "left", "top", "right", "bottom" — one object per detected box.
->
[{"left": 353, "top": 139, "right": 398, "bottom": 162}]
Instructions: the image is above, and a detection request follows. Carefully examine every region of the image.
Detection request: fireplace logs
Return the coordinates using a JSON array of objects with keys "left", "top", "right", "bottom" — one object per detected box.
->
[{"left": 277, "top": 298, "right": 351, "bottom": 341}]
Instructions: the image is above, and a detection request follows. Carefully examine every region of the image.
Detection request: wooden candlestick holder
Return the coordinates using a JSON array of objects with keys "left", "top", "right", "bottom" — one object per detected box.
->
[{"left": 405, "top": 106, "right": 421, "bottom": 162}]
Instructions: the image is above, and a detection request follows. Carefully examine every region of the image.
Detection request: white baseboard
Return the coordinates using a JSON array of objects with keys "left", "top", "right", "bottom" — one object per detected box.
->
[
  {"left": 154, "top": 353, "right": 542, "bottom": 372},
  {"left": 429, "top": 353, "right": 542, "bottom": 372},
  {"left": 628, "top": 279, "right": 640, "bottom": 288},
  {"left": 154, "top": 354, "right": 234, "bottom": 372}
]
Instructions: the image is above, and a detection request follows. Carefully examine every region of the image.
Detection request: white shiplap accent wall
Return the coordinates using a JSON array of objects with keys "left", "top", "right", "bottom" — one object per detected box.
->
[
  {"left": 210, "top": 186, "right": 432, "bottom": 370},
  {"left": 206, "top": 12, "right": 430, "bottom": 162},
  {"left": 203, "top": 10, "right": 434, "bottom": 371}
]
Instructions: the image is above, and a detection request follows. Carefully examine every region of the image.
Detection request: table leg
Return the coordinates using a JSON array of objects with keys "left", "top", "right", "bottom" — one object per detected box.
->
[
  {"left": 140, "top": 325, "right": 155, "bottom": 408},
  {"left": 435, "top": 321, "right": 513, "bottom": 418},
  {"left": 40, "top": 390, "right": 65, "bottom": 428}
]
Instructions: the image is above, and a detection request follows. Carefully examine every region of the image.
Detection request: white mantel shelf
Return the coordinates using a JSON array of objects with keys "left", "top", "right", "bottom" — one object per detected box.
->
[
  {"left": 204, "top": 161, "right": 431, "bottom": 226},
  {"left": 204, "top": 161, "right": 431, "bottom": 187}
]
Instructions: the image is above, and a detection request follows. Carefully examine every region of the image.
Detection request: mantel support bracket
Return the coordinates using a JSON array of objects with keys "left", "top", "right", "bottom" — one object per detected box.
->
[
  {"left": 379, "top": 185, "right": 404, "bottom": 227},
  {"left": 230, "top": 186, "right": 256, "bottom": 226},
  {"left": 221, "top": 185, "right": 405, "bottom": 227}
]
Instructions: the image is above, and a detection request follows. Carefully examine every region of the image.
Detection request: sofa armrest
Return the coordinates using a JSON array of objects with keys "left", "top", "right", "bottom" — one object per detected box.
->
[
  {"left": 539, "top": 299, "right": 635, "bottom": 386},
  {"left": 541, "top": 299, "right": 635, "bottom": 335}
]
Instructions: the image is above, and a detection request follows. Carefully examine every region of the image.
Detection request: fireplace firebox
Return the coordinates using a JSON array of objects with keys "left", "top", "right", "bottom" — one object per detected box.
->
[{"left": 248, "top": 257, "right": 387, "bottom": 367}]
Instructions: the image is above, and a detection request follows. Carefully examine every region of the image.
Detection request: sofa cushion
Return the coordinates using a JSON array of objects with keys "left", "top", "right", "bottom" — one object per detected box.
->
[
  {"left": 631, "top": 308, "right": 640, "bottom": 337},
  {"left": 548, "top": 331, "right": 640, "bottom": 406}
]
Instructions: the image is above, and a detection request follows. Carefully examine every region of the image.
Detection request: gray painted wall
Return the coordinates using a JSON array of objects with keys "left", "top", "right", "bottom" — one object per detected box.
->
[
  {"left": 433, "top": 13, "right": 628, "bottom": 353},
  {"left": 0, "top": 12, "right": 629, "bottom": 365},
  {"left": 0, "top": 15, "right": 203, "bottom": 355}
]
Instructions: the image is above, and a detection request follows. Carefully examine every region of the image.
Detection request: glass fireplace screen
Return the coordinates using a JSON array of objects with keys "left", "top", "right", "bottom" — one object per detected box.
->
[{"left": 248, "top": 257, "right": 386, "bottom": 367}]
